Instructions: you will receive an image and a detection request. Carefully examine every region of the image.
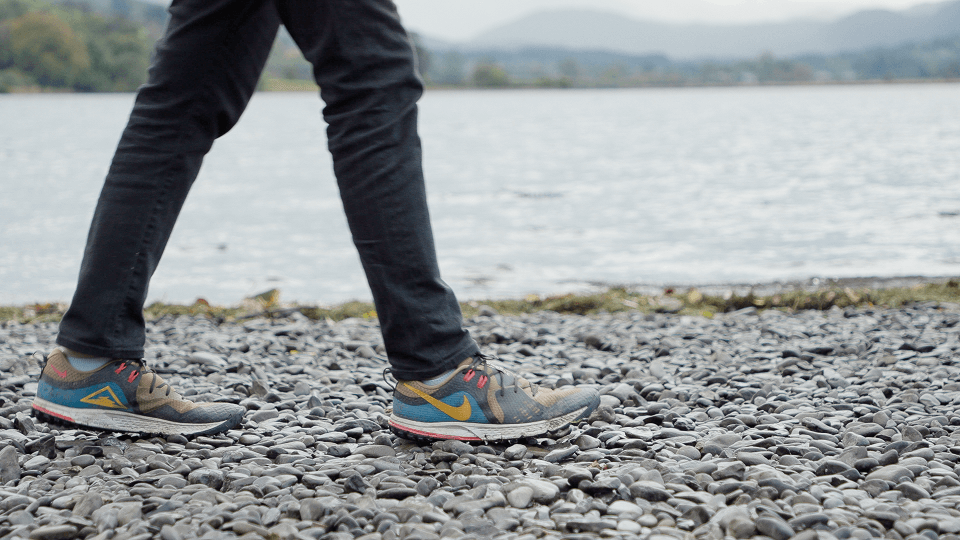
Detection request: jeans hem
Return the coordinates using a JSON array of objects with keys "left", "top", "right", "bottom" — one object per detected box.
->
[
  {"left": 55, "top": 335, "right": 143, "bottom": 360},
  {"left": 389, "top": 341, "right": 480, "bottom": 382}
]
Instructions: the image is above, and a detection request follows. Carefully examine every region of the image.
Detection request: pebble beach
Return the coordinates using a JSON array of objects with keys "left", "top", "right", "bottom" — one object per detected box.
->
[{"left": 2, "top": 301, "right": 960, "bottom": 540}]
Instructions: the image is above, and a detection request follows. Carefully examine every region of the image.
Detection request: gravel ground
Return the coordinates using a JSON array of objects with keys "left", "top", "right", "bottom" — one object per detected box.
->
[{"left": 2, "top": 302, "right": 960, "bottom": 540}]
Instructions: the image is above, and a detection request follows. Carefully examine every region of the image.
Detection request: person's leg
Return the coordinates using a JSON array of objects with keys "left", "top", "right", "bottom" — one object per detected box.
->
[
  {"left": 57, "top": 0, "right": 281, "bottom": 359},
  {"left": 278, "top": 0, "right": 478, "bottom": 381},
  {"left": 37, "top": 0, "right": 280, "bottom": 436},
  {"left": 278, "top": 0, "right": 598, "bottom": 442}
]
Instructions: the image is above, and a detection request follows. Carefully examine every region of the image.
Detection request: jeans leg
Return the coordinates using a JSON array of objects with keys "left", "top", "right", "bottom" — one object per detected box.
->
[
  {"left": 57, "top": 0, "right": 280, "bottom": 358},
  {"left": 279, "top": 0, "right": 478, "bottom": 380}
]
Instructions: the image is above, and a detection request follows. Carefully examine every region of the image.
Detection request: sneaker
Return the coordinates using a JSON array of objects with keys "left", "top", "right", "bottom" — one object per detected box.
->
[
  {"left": 32, "top": 348, "right": 244, "bottom": 436},
  {"left": 389, "top": 355, "right": 600, "bottom": 442}
]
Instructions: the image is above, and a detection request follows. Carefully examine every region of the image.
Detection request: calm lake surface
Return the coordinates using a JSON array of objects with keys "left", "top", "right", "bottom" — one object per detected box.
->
[{"left": 3, "top": 84, "right": 960, "bottom": 305}]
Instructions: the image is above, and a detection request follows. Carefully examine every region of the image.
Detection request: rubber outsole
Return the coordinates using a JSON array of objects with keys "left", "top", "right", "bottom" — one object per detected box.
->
[
  {"left": 388, "top": 404, "right": 593, "bottom": 443},
  {"left": 32, "top": 398, "right": 241, "bottom": 437}
]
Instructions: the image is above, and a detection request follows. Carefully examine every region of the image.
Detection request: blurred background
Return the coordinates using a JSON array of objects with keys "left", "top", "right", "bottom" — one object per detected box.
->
[{"left": 2, "top": 0, "right": 959, "bottom": 305}]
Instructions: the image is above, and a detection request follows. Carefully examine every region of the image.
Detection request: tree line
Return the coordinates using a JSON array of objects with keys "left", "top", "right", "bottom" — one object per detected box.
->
[
  {"left": 0, "top": 0, "right": 151, "bottom": 92},
  {"left": 420, "top": 38, "right": 960, "bottom": 89},
  {"left": 2, "top": 0, "right": 958, "bottom": 93}
]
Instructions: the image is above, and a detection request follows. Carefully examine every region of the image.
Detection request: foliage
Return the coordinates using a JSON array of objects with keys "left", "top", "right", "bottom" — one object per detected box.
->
[
  {"left": 0, "top": 0, "right": 149, "bottom": 92},
  {"left": 472, "top": 61, "right": 511, "bottom": 88},
  {"left": 0, "top": 67, "right": 36, "bottom": 91},
  {"left": 5, "top": 11, "right": 89, "bottom": 86}
]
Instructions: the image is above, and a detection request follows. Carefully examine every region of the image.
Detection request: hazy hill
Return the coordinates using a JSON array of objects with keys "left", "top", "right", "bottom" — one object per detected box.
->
[{"left": 466, "top": 1, "right": 960, "bottom": 59}]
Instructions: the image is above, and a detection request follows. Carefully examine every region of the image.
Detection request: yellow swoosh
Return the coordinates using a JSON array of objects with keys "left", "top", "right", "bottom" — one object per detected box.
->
[{"left": 404, "top": 383, "right": 472, "bottom": 421}]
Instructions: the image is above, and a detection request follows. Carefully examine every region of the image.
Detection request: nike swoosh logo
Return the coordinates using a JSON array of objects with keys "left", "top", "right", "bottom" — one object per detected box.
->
[
  {"left": 404, "top": 383, "right": 473, "bottom": 422},
  {"left": 51, "top": 367, "right": 67, "bottom": 378}
]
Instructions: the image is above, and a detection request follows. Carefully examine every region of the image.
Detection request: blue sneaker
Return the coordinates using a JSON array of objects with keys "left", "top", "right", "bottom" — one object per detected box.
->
[
  {"left": 389, "top": 355, "right": 600, "bottom": 442},
  {"left": 32, "top": 348, "right": 244, "bottom": 436}
]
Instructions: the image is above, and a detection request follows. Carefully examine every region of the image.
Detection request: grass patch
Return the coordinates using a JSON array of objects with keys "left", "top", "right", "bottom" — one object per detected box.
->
[
  {"left": 3, "top": 280, "right": 960, "bottom": 325},
  {"left": 261, "top": 78, "right": 319, "bottom": 92}
]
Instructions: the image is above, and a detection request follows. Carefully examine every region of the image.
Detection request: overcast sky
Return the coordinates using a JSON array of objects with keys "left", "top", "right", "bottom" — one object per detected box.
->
[{"left": 393, "top": 0, "right": 941, "bottom": 42}]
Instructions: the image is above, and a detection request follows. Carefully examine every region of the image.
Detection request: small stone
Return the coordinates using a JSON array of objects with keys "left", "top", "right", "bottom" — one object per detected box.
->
[
  {"left": 355, "top": 445, "right": 396, "bottom": 458},
  {"left": 300, "top": 499, "right": 327, "bottom": 522},
  {"left": 28, "top": 525, "right": 78, "bottom": 540},
  {"left": 897, "top": 482, "right": 930, "bottom": 500},
  {"left": 70, "top": 454, "right": 96, "bottom": 467},
  {"left": 738, "top": 452, "right": 770, "bottom": 466},
  {"left": 866, "top": 465, "right": 915, "bottom": 484},
  {"left": 901, "top": 426, "right": 924, "bottom": 442},
  {"left": 0, "top": 444, "right": 21, "bottom": 483},
  {"left": 526, "top": 479, "right": 560, "bottom": 503},
  {"left": 789, "top": 513, "right": 831, "bottom": 531},
  {"left": 23, "top": 455, "right": 50, "bottom": 470},
  {"left": 575, "top": 435, "right": 601, "bottom": 450},
  {"left": 507, "top": 486, "right": 534, "bottom": 508},
  {"left": 433, "top": 440, "right": 474, "bottom": 455},
  {"left": 343, "top": 473, "right": 369, "bottom": 494},
  {"left": 877, "top": 449, "right": 899, "bottom": 466},
  {"left": 841, "top": 432, "right": 868, "bottom": 447},
  {"left": 630, "top": 481, "right": 671, "bottom": 502},
  {"left": 608, "top": 501, "right": 643, "bottom": 516},
  {"left": 378, "top": 487, "right": 418, "bottom": 499},
  {"left": 543, "top": 446, "right": 578, "bottom": 463},
  {"left": 73, "top": 493, "right": 103, "bottom": 518},
  {"left": 680, "top": 505, "right": 711, "bottom": 527},
  {"left": 503, "top": 444, "right": 527, "bottom": 460},
  {"left": 815, "top": 460, "right": 851, "bottom": 476},
  {"left": 756, "top": 517, "right": 795, "bottom": 540},
  {"left": 416, "top": 477, "right": 440, "bottom": 497},
  {"left": 250, "top": 409, "right": 280, "bottom": 423},
  {"left": 188, "top": 468, "right": 224, "bottom": 490},
  {"left": 728, "top": 517, "right": 756, "bottom": 538}
]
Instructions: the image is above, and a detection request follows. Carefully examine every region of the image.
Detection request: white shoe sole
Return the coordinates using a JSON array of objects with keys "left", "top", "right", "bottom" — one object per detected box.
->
[
  {"left": 389, "top": 405, "right": 590, "bottom": 442},
  {"left": 32, "top": 397, "right": 234, "bottom": 436}
]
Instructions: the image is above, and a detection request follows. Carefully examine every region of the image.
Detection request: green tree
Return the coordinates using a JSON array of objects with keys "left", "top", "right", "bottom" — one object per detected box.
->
[
  {"left": 7, "top": 11, "right": 90, "bottom": 87},
  {"left": 63, "top": 11, "right": 149, "bottom": 91},
  {"left": 472, "top": 61, "right": 510, "bottom": 88},
  {"left": 0, "top": 0, "right": 43, "bottom": 21}
]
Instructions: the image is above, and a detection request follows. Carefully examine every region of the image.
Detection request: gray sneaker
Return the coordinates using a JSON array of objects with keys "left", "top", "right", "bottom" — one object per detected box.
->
[
  {"left": 389, "top": 355, "right": 600, "bottom": 442},
  {"left": 33, "top": 348, "right": 243, "bottom": 436}
]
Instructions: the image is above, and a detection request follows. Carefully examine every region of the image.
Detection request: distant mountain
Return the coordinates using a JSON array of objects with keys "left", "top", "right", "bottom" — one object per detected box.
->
[{"left": 466, "top": 1, "right": 960, "bottom": 60}]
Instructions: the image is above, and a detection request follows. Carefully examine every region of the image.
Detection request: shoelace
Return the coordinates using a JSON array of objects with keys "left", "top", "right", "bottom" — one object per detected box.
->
[
  {"left": 384, "top": 354, "right": 540, "bottom": 398},
  {"left": 115, "top": 359, "right": 173, "bottom": 397},
  {"left": 468, "top": 354, "right": 540, "bottom": 398}
]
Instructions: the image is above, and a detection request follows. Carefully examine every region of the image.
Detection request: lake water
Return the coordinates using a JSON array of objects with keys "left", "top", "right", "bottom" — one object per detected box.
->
[{"left": 3, "top": 84, "right": 960, "bottom": 306}]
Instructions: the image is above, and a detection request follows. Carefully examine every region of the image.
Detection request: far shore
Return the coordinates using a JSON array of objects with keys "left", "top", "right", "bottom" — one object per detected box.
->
[
  {"left": 3, "top": 77, "right": 959, "bottom": 95},
  {"left": 4, "top": 275, "right": 959, "bottom": 324}
]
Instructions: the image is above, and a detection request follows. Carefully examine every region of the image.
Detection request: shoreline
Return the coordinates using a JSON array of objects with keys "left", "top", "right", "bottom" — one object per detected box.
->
[{"left": 3, "top": 275, "right": 959, "bottom": 324}]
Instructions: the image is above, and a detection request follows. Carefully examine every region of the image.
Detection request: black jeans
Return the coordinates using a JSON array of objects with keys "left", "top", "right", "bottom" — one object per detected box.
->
[{"left": 56, "top": 0, "right": 478, "bottom": 381}]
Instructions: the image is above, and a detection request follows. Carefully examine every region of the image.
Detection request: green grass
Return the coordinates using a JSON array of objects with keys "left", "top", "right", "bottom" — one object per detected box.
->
[
  {"left": 4, "top": 280, "right": 960, "bottom": 325},
  {"left": 260, "top": 78, "right": 319, "bottom": 92}
]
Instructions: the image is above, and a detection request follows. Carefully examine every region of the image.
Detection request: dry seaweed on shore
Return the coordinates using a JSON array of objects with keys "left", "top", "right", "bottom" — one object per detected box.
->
[{"left": 3, "top": 279, "right": 960, "bottom": 325}]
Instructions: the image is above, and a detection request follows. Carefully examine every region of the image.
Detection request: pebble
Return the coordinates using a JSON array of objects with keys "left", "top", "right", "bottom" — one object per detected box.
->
[{"left": 4, "top": 303, "right": 960, "bottom": 539}]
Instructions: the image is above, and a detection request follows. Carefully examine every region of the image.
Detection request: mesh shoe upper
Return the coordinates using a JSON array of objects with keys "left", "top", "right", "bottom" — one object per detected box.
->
[
  {"left": 391, "top": 355, "right": 599, "bottom": 440},
  {"left": 33, "top": 348, "right": 243, "bottom": 435}
]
